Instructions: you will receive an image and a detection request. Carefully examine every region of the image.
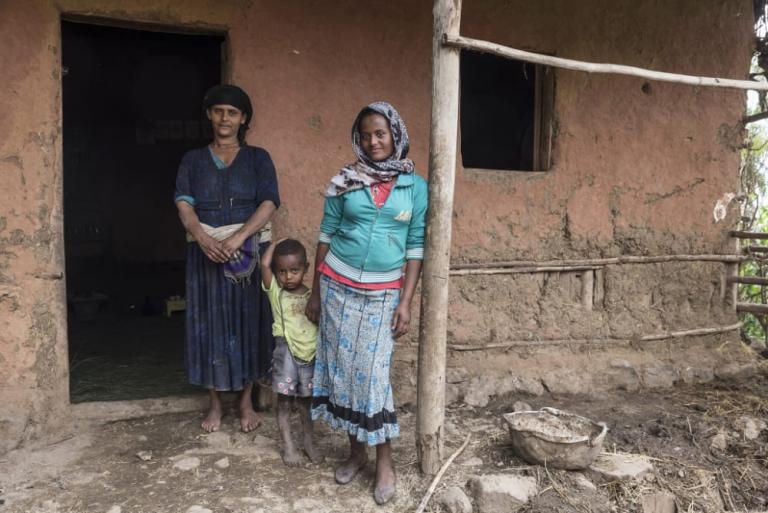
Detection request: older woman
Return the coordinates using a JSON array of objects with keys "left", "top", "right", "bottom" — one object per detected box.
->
[
  {"left": 306, "top": 102, "right": 427, "bottom": 505},
  {"left": 175, "top": 85, "right": 279, "bottom": 433}
]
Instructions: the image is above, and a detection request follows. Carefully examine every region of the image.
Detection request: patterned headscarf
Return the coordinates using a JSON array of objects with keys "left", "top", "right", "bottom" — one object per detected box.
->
[{"left": 325, "top": 101, "right": 414, "bottom": 197}]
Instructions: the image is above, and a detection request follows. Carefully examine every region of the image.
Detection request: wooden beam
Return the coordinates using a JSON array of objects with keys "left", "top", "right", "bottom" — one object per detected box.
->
[
  {"left": 417, "top": 0, "right": 462, "bottom": 476},
  {"left": 730, "top": 230, "right": 768, "bottom": 240},
  {"left": 443, "top": 34, "right": 768, "bottom": 92},
  {"left": 450, "top": 254, "right": 745, "bottom": 270},
  {"left": 744, "top": 245, "right": 768, "bottom": 253},
  {"left": 449, "top": 265, "right": 601, "bottom": 276},
  {"left": 728, "top": 276, "right": 768, "bottom": 286},
  {"left": 737, "top": 303, "right": 768, "bottom": 315}
]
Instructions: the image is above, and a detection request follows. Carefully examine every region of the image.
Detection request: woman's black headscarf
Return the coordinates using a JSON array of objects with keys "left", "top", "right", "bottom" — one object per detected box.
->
[{"left": 203, "top": 84, "right": 253, "bottom": 144}]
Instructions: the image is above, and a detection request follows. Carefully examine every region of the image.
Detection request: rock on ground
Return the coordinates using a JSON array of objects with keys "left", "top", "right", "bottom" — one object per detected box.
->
[
  {"left": 214, "top": 457, "right": 230, "bottom": 469},
  {"left": 641, "top": 492, "right": 676, "bottom": 513},
  {"left": 435, "top": 485, "right": 472, "bottom": 513},
  {"left": 735, "top": 415, "right": 767, "bottom": 441},
  {"left": 172, "top": 456, "right": 201, "bottom": 471},
  {"left": 512, "top": 400, "right": 532, "bottom": 412},
  {"left": 186, "top": 506, "right": 212, "bottom": 513},
  {"left": 709, "top": 432, "right": 727, "bottom": 451},
  {"left": 589, "top": 453, "right": 653, "bottom": 482},
  {"left": 464, "top": 374, "right": 544, "bottom": 408},
  {"left": 469, "top": 474, "right": 538, "bottom": 513}
]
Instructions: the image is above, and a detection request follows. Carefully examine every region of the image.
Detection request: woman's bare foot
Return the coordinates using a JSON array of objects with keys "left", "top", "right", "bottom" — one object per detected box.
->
[
  {"left": 335, "top": 437, "right": 367, "bottom": 484},
  {"left": 374, "top": 442, "right": 396, "bottom": 505},
  {"left": 202, "top": 390, "right": 223, "bottom": 432},
  {"left": 239, "top": 406, "right": 262, "bottom": 433},
  {"left": 239, "top": 382, "right": 262, "bottom": 433}
]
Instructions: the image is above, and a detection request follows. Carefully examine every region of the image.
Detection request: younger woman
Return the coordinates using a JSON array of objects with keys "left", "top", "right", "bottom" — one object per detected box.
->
[{"left": 306, "top": 102, "right": 428, "bottom": 505}]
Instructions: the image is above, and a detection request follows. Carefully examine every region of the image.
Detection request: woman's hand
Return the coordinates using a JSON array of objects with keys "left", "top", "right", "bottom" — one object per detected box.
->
[
  {"left": 198, "top": 233, "right": 229, "bottom": 263},
  {"left": 305, "top": 291, "right": 321, "bottom": 324},
  {"left": 391, "top": 300, "right": 411, "bottom": 339},
  {"left": 221, "top": 231, "right": 247, "bottom": 260}
]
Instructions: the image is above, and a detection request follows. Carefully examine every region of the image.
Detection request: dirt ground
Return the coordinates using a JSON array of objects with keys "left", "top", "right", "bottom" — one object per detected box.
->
[{"left": 2, "top": 374, "right": 768, "bottom": 513}]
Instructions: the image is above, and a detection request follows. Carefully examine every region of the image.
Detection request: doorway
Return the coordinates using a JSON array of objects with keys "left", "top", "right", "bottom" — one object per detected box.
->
[{"left": 61, "top": 20, "right": 224, "bottom": 403}]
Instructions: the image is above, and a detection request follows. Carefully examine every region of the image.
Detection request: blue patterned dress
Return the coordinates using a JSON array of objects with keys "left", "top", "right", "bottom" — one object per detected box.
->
[{"left": 174, "top": 146, "right": 280, "bottom": 391}]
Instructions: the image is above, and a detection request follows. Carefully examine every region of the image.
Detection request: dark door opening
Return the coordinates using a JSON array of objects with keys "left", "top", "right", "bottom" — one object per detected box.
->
[{"left": 62, "top": 20, "right": 224, "bottom": 403}]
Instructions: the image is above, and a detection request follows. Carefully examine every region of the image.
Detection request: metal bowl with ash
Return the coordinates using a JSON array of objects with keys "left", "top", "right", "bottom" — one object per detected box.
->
[{"left": 503, "top": 407, "right": 608, "bottom": 470}]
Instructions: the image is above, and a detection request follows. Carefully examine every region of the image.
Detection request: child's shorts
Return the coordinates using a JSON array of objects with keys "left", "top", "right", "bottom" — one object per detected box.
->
[{"left": 271, "top": 336, "right": 314, "bottom": 397}]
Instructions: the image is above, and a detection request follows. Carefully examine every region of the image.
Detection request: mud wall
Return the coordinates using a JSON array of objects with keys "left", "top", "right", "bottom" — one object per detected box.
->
[{"left": 0, "top": 0, "right": 755, "bottom": 453}]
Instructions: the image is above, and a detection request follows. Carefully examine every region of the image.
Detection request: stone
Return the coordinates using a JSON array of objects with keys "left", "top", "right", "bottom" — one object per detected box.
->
[
  {"left": 204, "top": 431, "right": 232, "bottom": 449},
  {"left": 106, "top": 506, "right": 122, "bottom": 513},
  {"left": 447, "top": 367, "right": 470, "bottom": 383},
  {"left": 186, "top": 507, "right": 212, "bottom": 513},
  {"left": 570, "top": 472, "right": 596, "bottom": 491},
  {"left": 709, "top": 432, "right": 727, "bottom": 451},
  {"left": 464, "top": 373, "right": 544, "bottom": 408},
  {"left": 135, "top": 450, "right": 152, "bottom": 461},
  {"left": 137, "top": 435, "right": 148, "bottom": 442},
  {"left": 446, "top": 383, "right": 462, "bottom": 405},
  {"left": 679, "top": 366, "right": 714, "bottom": 384},
  {"left": 715, "top": 362, "right": 757, "bottom": 381},
  {"left": 735, "top": 415, "right": 767, "bottom": 441},
  {"left": 469, "top": 474, "right": 538, "bottom": 513},
  {"left": 435, "top": 486, "right": 472, "bottom": 513},
  {"left": 512, "top": 400, "right": 532, "bottom": 412},
  {"left": 173, "top": 456, "right": 201, "bottom": 471},
  {"left": 461, "top": 456, "right": 484, "bottom": 467},
  {"left": 589, "top": 453, "right": 653, "bottom": 482},
  {"left": 641, "top": 364, "right": 677, "bottom": 388},
  {"left": 444, "top": 419, "right": 459, "bottom": 436},
  {"left": 607, "top": 359, "right": 641, "bottom": 392},
  {"left": 292, "top": 498, "right": 328, "bottom": 512},
  {"left": 641, "top": 492, "right": 676, "bottom": 513},
  {"left": 214, "top": 457, "right": 230, "bottom": 469}
]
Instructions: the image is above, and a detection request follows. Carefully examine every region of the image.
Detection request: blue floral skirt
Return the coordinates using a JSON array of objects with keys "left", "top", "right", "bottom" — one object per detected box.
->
[{"left": 311, "top": 274, "right": 400, "bottom": 445}]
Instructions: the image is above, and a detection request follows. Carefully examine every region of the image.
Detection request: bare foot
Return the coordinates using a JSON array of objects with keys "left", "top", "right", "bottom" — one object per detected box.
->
[
  {"left": 334, "top": 451, "right": 368, "bottom": 484},
  {"left": 282, "top": 444, "right": 304, "bottom": 467},
  {"left": 201, "top": 407, "right": 223, "bottom": 432},
  {"left": 202, "top": 390, "right": 223, "bottom": 432},
  {"left": 303, "top": 437, "right": 324, "bottom": 464},
  {"left": 239, "top": 405, "right": 262, "bottom": 433},
  {"left": 374, "top": 442, "right": 396, "bottom": 505}
]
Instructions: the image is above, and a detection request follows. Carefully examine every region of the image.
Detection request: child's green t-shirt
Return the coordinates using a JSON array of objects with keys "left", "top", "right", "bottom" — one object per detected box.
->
[{"left": 262, "top": 279, "right": 317, "bottom": 362}]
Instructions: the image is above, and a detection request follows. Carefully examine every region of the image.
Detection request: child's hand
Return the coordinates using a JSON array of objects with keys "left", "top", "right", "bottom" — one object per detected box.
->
[{"left": 391, "top": 301, "right": 411, "bottom": 338}]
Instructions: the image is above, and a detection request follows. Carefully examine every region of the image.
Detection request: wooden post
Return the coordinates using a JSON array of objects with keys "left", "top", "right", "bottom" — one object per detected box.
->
[{"left": 417, "top": 0, "right": 462, "bottom": 475}]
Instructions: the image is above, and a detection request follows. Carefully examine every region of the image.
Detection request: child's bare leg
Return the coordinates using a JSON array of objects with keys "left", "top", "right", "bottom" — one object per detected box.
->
[
  {"left": 277, "top": 394, "right": 303, "bottom": 466},
  {"left": 298, "top": 397, "right": 323, "bottom": 463},
  {"left": 334, "top": 435, "right": 368, "bottom": 484},
  {"left": 201, "top": 389, "right": 223, "bottom": 432},
  {"left": 374, "top": 441, "right": 396, "bottom": 505},
  {"left": 239, "top": 382, "right": 262, "bottom": 433}
]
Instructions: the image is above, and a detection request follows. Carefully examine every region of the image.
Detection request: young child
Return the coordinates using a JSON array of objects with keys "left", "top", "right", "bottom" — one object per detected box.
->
[{"left": 261, "top": 238, "right": 322, "bottom": 466}]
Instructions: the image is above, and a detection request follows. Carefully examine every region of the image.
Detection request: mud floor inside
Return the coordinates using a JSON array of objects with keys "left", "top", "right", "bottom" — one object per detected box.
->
[{"left": 2, "top": 376, "right": 767, "bottom": 513}]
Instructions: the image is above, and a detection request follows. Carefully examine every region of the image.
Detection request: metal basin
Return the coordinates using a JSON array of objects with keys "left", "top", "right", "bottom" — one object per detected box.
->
[{"left": 503, "top": 407, "right": 608, "bottom": 470}]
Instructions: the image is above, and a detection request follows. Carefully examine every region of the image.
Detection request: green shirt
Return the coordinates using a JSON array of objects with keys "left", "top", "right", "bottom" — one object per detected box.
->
[{"left": 262, "top": 279, "right": 317, "bottom": 362}]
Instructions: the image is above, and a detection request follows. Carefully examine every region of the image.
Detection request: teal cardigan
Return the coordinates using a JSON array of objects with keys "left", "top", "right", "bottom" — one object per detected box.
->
[{"left": 319, "top": 173, "right": 428, "bottom": 283}]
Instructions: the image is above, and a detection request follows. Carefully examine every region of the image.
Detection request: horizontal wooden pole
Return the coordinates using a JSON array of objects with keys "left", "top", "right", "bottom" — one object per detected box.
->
[
  {"left": 443, "top": 34, "right": 768, "bottom": 92},
  {"left": 737, "top": 303, "right": 768, "bottom": 315},
  {"left": 744, "top": 245, "right": 768, "bottom": 253},
  {"left": 449, "top": 265, "right": 600, "bottom": 276},
  {"left": 730, "top": 231, "right": 768, "bottom": 240},
  {"left": 638, "top": 322, "right": 742, "bottom": 342},
  {"left": 728, "top": 276, "right": 768, "bottom": 286},
  {"left": 449, "top": 323, "right": 742, "bottom": 351},
  {"left": 450, "top": 254, "right": 745, "bottom": 271}
]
